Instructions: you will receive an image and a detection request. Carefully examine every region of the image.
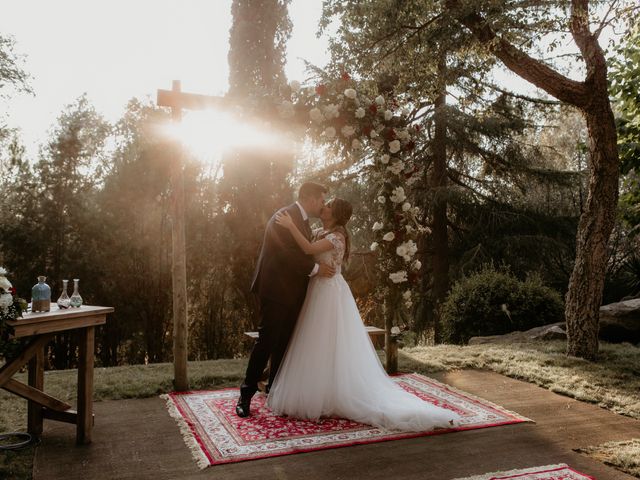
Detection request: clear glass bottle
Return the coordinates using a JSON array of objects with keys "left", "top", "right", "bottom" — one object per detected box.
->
[
  {"left": 69, "top": 278, "right": 83, "bottom": 308},
  {"left": 57, "top": 279, "right": 71, "bottom": 309},
  {"left": 31, "top": 276, "right": 51, "bottom": 312}
]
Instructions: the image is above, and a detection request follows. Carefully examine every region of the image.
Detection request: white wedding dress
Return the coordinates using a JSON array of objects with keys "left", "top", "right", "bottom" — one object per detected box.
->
[{"left": 267, "top": 230, "right": 459, "bottom": 432}]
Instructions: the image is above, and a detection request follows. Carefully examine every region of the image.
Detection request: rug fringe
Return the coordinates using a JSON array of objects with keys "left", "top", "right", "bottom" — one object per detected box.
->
[
  {"left": 451, "top": 463, "right": 569, "bottom": 480},
  {"left": 160, "top": 394, "right": 210, "bottom": 469}
]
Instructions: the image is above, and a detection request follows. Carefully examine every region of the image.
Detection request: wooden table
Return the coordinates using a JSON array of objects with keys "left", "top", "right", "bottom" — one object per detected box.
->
[{"left": 1, "top": 305, "right": 113, "bottom": 445}]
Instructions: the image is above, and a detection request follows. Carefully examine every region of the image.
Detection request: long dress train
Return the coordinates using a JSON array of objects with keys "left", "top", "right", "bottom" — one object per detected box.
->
[{"left": 267, "top": 231, "right": 459, "bottom": 432}]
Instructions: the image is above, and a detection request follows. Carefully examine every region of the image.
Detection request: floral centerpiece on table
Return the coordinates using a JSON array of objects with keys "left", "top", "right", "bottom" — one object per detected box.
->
[{"left": 0, "top": 267, "right": 28, "bottom": 360}]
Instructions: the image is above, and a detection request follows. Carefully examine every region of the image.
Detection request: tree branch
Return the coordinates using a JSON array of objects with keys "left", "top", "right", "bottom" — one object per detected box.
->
[{"left": 445, "top": 0, "right": 589, "bottom": 108}]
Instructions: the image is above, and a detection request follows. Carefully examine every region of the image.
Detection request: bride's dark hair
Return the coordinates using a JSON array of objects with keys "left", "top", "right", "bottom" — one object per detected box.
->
[{"left": 326, "top": 198, "right": 353, "bottom": 261}]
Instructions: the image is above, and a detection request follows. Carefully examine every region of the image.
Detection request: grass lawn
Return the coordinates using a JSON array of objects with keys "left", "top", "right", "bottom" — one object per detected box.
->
[
  {"left": 1, "top": 340, "right": 638, "bottom": 479},
  {"left": 577, "top": 439, "right": 640, "bottom": 478}
]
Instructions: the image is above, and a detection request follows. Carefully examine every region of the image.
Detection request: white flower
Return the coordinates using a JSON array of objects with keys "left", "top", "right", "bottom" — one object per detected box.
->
[
  {"left": 371, "top": 139, "right": 384, "bottom": 149},
  {"left": 323, "top": 126, "right": 336, "bottom": 139},
  {"left": 402, "top": 202, "right": 411, "bottom": 212},
  {"left": 390, "top": 186, "right": 406, "bottom": 203},
  {"left": 289, "top": 80, "right": 301, "bottom": 92},
  {"left": 387, "top": 161, "right": 404, "bottom": 175},
  {"left": 406, "top": 175, "right": 420, "bottom": 186},
  {"left": 341, "top": 125, "right": 356, "bottom": 137},
  {"left": 370, "top": 242, "right": 379, "bottom": 251},
  {"left": 351, "top": 139, "right": 362, "bottom": 150},
  {"left": 372, "top": 221, "right": 384, "bottom": 231},
  {"left": 389, "top": 271, "right": 408, "bottom": 284},
  {"left": 412, "top": 259, "right": 422, "bottom": 271},
  {"left": 405, "top": 300, "right": 413, "bottom": 309},
  {"left": 384, "top": 110, "right": 393, "bottom": 121},
  {"left": 310, "top": 107, "right": 324, "bottom": 123},
  {"left": 405, "top": 224, "right": 415, "bottom": 234},
  {"left": 413, "top": 206, "right": 421, "bottom": 215},
  {"left": 396, "top": 240, "right": 418, "bottom": 261},
  {"left": 391, "top": 326, "right": 401, "bottom": 335},
  {"left": 355, "top": 107, "right": 366, "bottom": 118},
  {"left": 324, "top": 103, "right": 341, "bottom": 119},
  {"left": 389, "top": 139, "right": 401, "bottom": 154},
  {"left": 0, "top": 292, "right": 13, "bottom": 309},
  {"left": 419, "top": 225, "right": 433, "bottom": 234},
  {"left": 380, "top": 154, "right": 390, "bottom": 164},
  {"left": 278, "top": 100, "right": 295, "bottom": 118},
  {"left": 370, "top": 130, "right": 379, "bottom": 139},
  {"left": 377, "top": 195, "right": 386, "bottom": 204},
  {"left": 383, "top": 231, "right": 395, "bottom": 242},
  {"left": 0, "top": 275, "right": 12, "bottom": 291},
  {"left": 0, "top": 267, "right": 7, "bottom": 276},
  {"left": 398, "top": 129, "right": 411, "bottom": 140},
  {"left": 403, "top": 290, "right": 412, "bottom": 301},
  {"left": 375, "top": 95, "right": 385, "bottom": 105},
  {"left": 344, "top": 88, "right": 357, "bottom": 99}
]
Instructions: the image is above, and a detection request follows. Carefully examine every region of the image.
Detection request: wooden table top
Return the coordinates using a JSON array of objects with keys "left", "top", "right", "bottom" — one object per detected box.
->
[{"left": 6, "top": 305, "right": 114, "bottom": 338}]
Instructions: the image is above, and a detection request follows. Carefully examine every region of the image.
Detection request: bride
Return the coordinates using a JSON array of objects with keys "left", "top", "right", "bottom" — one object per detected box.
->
[{"left": 267, "top": 197, "right": 459, "bottom": 432}]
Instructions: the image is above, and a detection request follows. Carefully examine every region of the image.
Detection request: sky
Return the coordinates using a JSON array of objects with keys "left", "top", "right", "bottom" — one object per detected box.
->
[
  {"left": 0, "top": 0, "right": 330, "bottom": 158},
  {"left": 0, "top": 1, "right": 620, "bottom": 160}
]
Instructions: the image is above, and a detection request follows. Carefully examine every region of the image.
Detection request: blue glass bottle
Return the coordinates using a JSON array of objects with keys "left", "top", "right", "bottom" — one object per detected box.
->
[{"left": 31, "top": 276, "right": 51, "bottom": 312}]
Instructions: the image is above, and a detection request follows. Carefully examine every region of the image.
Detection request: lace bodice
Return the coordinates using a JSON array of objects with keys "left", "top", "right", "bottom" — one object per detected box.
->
[{"left": 313, "top": 229, "right": 345, "bottom": 273}]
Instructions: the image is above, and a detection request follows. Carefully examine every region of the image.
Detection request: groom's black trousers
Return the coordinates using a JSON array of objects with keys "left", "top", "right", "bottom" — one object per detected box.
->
[{"left": 241, "top": 297, "right": 303, "bottom": 398}]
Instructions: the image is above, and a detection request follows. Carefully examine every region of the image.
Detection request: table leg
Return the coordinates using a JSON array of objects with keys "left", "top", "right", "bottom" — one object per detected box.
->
[
  {"left": 27, "top": 348, "right": 45, "bottom": 436},
  {"left": 77, "top": 326, "right": 95, "bottom": 445}
]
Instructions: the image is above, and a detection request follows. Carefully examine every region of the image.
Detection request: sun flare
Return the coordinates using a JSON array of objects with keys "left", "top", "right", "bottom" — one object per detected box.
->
[{"left": 162, "top": 110, "right": 291, "bottom": 162}]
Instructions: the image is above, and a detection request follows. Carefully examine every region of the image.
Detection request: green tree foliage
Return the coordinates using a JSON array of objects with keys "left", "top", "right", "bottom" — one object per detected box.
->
[
  {"left": 218, "top": 0, "right": 295, "bottom": 332},
  {"left": 320, "top": 0, "right": 577, "bottom": 341},
  {"left": 609, "top": 16, "right": 640, "bottom": 174},
  {"left": 441, "top": 264, "right": 565, "bottom": 344},
  {"left": 0, "top": 96, "right": 110, "bottom": 368},
  {"left": 90, "top": 99, "right": 175, "bottom": 366},
  {"left": 611, "top": 17, "right": 640, "bottom": 232}
]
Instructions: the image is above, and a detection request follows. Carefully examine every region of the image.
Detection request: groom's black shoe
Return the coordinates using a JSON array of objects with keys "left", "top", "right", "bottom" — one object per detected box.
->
[
  {"left": 235, "top": 396, "right": 252, "bottom": 418},
  {"left": 236, "top": 384, "right": 257, "bottom": 418}
]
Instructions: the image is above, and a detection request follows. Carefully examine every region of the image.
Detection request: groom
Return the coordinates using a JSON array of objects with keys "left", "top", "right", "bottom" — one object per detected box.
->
[{"left": 236, "top": 181, "right": 334, "bottom": 418}]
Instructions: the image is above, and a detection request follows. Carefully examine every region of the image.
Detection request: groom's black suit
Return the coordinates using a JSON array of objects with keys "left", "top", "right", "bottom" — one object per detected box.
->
[{"left": 240, "top": 203, "right": 315, "bottom": 403}]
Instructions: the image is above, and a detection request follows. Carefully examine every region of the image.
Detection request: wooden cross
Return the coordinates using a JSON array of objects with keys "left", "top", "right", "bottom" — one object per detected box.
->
[{"left": 156, "top": 80, "right": 228, "bottom": 391}]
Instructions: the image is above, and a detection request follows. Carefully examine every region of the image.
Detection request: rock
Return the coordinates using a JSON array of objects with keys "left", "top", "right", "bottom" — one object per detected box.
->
[
  {"left": 532, "top": 325, "right": 567, "bottom": 341},
  {"left": 599, "top": 298, "right": 640, "bottom": 344},
  {"left": 468, "top": 322, "right": 565, "bottom": 345}
]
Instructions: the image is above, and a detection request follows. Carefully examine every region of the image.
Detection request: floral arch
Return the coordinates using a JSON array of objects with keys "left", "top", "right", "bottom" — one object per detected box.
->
[{"left": 275, "top": 74, "right": 427, "bottom": 339}]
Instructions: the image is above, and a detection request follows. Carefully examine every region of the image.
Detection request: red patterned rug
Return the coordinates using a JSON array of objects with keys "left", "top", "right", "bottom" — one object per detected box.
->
[
  {"left": 452, "top": 463, "right": 595, "bottom": 479},
  {"left": 163, "top": 372, "right": 532, "bottom": 468}
]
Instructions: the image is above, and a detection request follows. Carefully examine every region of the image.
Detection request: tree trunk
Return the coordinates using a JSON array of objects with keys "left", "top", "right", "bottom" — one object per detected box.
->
[
  {"left": 430, "top": 56, "right": 449, "bottom": 343},
  {"left": 565, "top": 99, "right": 619, "bottom": 359},
  {"left": 445, "top": 0, "right": 620, "bottom": 360}
]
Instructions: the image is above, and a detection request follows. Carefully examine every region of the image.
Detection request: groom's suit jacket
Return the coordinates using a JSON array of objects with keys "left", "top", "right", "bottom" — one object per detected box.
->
[{"left": 250, "top": 203, "right": 315, "bottom": 306}]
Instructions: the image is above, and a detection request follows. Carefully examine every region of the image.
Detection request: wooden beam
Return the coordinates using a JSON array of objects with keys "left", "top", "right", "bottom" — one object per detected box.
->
[
  {"left": 169, "top": 80, "right": 189, "bottom": 392},
  {"left": 157, "top": 89, "right": 228, "bottom": 111},
  {"left": 2, "top": 379, "right": 72, "bottom": 412},
  {"left": 42, "top": 408, "right": 90, "bottom": 426},
  {"left": 0, "top": 335, "right": 52, "bottom": 387},
  {"left": 77, "top": 326, "right": 95, "bottom": 444},
  {"left": 10, "top": 314, "right": 106, "bottom": 338},
  {"left": 27, "top": 349, "right": 45, "bottom": 435}
]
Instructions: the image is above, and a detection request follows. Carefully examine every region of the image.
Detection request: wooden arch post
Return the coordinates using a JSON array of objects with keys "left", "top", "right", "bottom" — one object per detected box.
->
[{"left": 157, "top": 80, "right": 227, "bottom": 391}]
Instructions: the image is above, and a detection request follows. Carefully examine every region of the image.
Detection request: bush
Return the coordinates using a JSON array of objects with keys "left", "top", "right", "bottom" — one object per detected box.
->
[{"left": 441, "top": 265, "right": 565, "bottom": 344}]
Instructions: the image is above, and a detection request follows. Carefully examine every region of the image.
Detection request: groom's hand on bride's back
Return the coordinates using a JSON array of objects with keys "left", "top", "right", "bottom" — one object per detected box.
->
[{"left": 318, "top": 263, "right": 336, "bottom": 277}]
